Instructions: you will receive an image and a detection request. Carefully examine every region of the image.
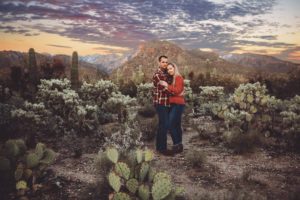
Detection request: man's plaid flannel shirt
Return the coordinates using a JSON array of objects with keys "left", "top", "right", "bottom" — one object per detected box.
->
[{"left": 152, "top": 68, "right": 170, "bottom": 106}]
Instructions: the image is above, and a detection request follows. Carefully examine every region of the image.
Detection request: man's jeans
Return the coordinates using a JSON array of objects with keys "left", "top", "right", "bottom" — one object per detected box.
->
[
  {"left": 169, "top": 104, "right": 185, "bottom": 145},
  {"left": 155, "top": 105, "right": 170, "bottom": 151}
]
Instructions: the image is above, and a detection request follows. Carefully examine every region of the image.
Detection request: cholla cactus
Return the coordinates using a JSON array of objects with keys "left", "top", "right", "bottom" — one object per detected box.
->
[
  {"left": 197, "top": 86, "right": 226, "bottom": 116},
  {"left": 137, "top": 83, "right": 153, "bottom": 106},
  {"left": 80, "top": 79, "right": 119, "bottom": 106},
  {"left": 97, "top": 148, "right": 184, "bottom": 200},
  {"left": 103, "top": 92, "right": 136, "bottom": 123},
  {"left": 104, "top": 121, "right": 143, "bottom": 152},
  {"left": 183, "top": 79, "right": 193, "bottom": 105},
  {"left": 280, "top": 95, "right": 300, "bottom": 147}
]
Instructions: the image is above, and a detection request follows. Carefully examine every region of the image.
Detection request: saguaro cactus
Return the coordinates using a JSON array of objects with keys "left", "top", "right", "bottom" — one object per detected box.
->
[
  {"left": 71, "top": 51, "right": 79, "bottom": 89},
  {"left": 28, "top": 48, "right": 38, "bottom": 83}
]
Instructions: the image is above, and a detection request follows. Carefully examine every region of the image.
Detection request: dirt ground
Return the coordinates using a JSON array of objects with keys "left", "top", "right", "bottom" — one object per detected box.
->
[{"left": 22, "top": 115, "right": 300, "bottom": 200}]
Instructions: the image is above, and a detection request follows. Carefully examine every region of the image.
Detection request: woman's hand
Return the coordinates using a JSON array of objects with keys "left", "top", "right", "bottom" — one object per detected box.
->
[{"left": 158, "top": 80, "right": 168, "bottom": 87}]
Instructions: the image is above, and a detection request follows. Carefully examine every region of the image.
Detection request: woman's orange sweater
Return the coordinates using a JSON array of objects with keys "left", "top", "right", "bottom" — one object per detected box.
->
[{"left": 167, "top": 75, "right": 185, "bottom": 105}]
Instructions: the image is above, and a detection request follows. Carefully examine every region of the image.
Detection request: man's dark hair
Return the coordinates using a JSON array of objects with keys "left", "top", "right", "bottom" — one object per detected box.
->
[{"left": 158, "top": 55, "right": 168, "bottom": 62}]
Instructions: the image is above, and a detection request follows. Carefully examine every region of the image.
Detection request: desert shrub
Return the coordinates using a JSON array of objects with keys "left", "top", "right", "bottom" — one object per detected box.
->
[
  {"left": 103, "top": 120, "right": 143, "bottom": 153},
  {"left": 223, "top": 126, "right": 261, "bottom": 153},
  {"left": 197, "top": 86, "right": 226, "bottom": 116},
  {"left": 103, "top": 92, "right": 136, "bottom": 123},
  {"left": 79, "top": 80, "right": 118, "bottom": 107},
  {"left": 137, "top": 83, "right": 153, "bottom": 106},
  {"left": 280, "top": 95, "right": 300, "bottom": 150},
  {"left": 0, "top": 139, "right": 56, "bottom": 199},
  {"left": 95, "top": 148, "right": 184, "bottom": 199},
  {"left": 183, "top": 80, "right": 194, "bottom": 105},
  {"left": 185, "top": 149, "right": 207, "bottom": 168},
  {"left": 11, "top": 101, "right": 55, "bottom": 138}
]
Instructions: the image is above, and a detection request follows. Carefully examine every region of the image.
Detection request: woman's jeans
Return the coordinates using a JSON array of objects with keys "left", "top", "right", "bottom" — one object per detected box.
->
[
  {"left": 155, "top": 105, "right": 170, "bottom": 151},
  {"left": 169, "top": 104, "right": 185, "bottom": 145}
]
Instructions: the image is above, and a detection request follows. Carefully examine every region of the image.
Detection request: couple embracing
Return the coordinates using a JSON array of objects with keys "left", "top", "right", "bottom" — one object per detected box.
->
[{"left": 152, "top": 55, "right": 185, "bottom": 156}]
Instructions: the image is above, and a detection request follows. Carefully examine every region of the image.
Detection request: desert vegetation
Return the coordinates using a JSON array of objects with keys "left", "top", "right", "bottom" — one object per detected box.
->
[{"left": 0, "top": 48, "right": 299, "bottom": 200}]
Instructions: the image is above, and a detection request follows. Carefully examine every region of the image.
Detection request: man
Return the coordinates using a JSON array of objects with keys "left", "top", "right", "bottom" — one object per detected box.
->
[{"left": 152, "top": 55, "right": 174, "bottom": 156}]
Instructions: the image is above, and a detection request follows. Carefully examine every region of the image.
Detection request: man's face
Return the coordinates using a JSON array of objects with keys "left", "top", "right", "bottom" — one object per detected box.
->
[{"left": 159, "top": 58, "right": 168, "bottom": 69}]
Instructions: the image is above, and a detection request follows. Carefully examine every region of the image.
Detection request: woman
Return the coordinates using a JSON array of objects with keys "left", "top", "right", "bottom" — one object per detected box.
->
[{"left": 159, "top": 63, "right": 185, "bottom": 154}]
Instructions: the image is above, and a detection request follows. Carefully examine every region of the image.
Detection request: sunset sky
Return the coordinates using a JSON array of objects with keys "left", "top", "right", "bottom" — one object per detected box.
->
[{"left": 0, "top": 0, "right": 299, "bottom": 63}]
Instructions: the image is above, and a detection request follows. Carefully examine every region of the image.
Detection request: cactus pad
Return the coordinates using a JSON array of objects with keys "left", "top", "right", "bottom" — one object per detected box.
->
[
  {"left": 16, "top": 180, "right": 27, "bottom": 190},
  {"left": 106, "top": 148, "right": 119, "bottom": 164},
  {"left": 15, "top": 164, "right": 24, "bottom": 181},
  {"left": 26, "top": 153, "right": 39, "bottom": 168},
  {"left": 153, "top": 172, "right": 171, "bottom": 183},
  {"left": 35, "top": 143, "right": 46, "bottom": 160},
  {"left": 136, "top": 149, "right": 143, "bottom": 164},
  {"left": 138, "top": 184, "right": 150, "bottom": 200},
  {"left": 15, "top": 139, "right": 27, "bottom": 155},
  {"left": 139, "top": 162, "right": 149, "bottom": 182},
  {"left": 126, "top": 178, "right": 138, "bottom": 194},
  {"left": 40, "top": 149, "right": 56, "bottom": 165},
  {"left": 4, "top": 140, "right": 19, "bottom": 157},
  {"left": 115, "top": 162, "right": 130, "bottom": 180},
  {"left": 148, "top": 167, "right": 156, "bottom": 182},
  {"left": 152, "top": 178, "right": 172, "bottom": 200},
  {"left": 144, "top": 150, "right": 154, "bottom": 162},
  {"left": 113, "top": 192, "right": 131, "bottom": 200},
  {"left": 108, "top": 172, "right": 121, "bottom": 192}
]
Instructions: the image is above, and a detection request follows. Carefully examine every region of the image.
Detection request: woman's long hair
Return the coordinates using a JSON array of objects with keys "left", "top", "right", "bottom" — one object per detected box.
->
[{"left": 168, "top": 63, "right": 181, "bottom": 85}]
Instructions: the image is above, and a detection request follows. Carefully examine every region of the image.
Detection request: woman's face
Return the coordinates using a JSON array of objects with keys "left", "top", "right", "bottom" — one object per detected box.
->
[{"left": 167, "top": 65, "right": 175, "bottom": 76}]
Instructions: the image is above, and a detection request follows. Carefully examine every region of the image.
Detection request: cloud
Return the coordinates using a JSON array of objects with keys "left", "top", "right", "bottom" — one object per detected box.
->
[
  {"left": 0, "top": 0, "right": 295, "bottom": 54},
  {"left": 47, "top": 44, "right": 72, "bottom": 49},
  {"left": 276, "top": 46, "right": 300, "bottom": 63}
]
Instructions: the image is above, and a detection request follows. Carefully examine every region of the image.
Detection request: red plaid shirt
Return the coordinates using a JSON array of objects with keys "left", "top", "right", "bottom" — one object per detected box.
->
[{"left": 152, "top": 68, "right": 170, "bottom": 106}]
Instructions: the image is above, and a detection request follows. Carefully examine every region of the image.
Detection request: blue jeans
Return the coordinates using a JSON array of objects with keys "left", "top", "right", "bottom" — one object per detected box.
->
[
  {"left": 155, "top": 105, "right": 170, "bottom": 151},
  {"left": 169, "top": 104, "right": 185, "bottom": 145}
]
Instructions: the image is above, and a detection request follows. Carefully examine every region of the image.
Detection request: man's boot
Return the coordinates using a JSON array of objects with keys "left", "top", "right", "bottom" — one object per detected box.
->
[
  {"left": 157, "top": 149, "right": 175, "bottom": 156},
  {"left": 172, "top": 144, "right": 183, "bottom": 154}
]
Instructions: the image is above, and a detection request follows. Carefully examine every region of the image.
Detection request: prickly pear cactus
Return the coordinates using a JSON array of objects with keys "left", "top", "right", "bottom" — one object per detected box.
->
[
  {"left": 138, "top": 184, "right": 150, "bottom": 200},
  {"left": 108, "top": 172, "right": 121, "bottom": 192},
  {"left": 106, "top": 148, "right": 119, "bottom": 164},
  {"left": 139, "top": 162, "right": 149, "bottom": 182},
  {"left": 103, "top": 148, "right": 184, "bottom": 200},
  {"left": 40, "top": 149, "right": 56, "bottom": 164},
  {"left": 153, "top": 172, "right": 171, "bottom": 183},
  {"left": 136, "top": 149, "right": 143, "bottom": 164},
  {"left": 113, "top": 192, "right": 131, "bottom": 200},
  {"left": 152, "top": 178, "right": 172, "bottom": 200},
  {"left": 16, "top": 180, "right": 27, "bottom": 190},
  {"left": 126, "top": 178, "right": 138, "bottom": 194},
  {"left": 35, "top": 143, "right": 46, "bottom": 160},
  {"left": 115, "top": 162, "right": 130, "bottom": 180},
  {"left": 144, "top": 149, "right": 154, "bottom": 162},
  {"left": 26, "top": 153, "right": 39, "bottom": 168}
]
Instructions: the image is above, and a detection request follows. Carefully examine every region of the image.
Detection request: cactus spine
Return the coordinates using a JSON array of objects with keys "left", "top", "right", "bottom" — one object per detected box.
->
[{"left": 71, "top": 51, "right": 79, "bottom": 89}]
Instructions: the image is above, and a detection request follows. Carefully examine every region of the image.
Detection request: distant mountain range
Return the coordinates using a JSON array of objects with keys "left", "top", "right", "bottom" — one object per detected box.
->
[
  {"left": 80, "top": 53, "right": 132, "bottom": 74},
  {"left": 0, "top": 50, "right": 107, "bottom": 82},
  {"left": 1, "top": 41, "right": 299, "bottom": 84},
  {"left": 221, "top": 53, "right": 299, "bottom": 73},
  {"left": 110, "top": 40, "right": 255, "bottom": 82}
]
